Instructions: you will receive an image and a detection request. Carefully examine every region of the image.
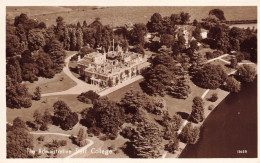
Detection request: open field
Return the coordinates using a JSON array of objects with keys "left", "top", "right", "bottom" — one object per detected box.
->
[
  {"left": 7, "top": 6, "right": 257, "bottom": 27},
  {"left": 24, "top": 71, "right": 77, "bottom": 95},
  {"left": 23, "top": 51, "right": 78, "bottom": 95},
  {"left": 32, "top": 134, "right": 78, "bottom": 158},
  {"left": 7, "top": 94, "right": 91, "bottom": 123},
  {"left": 106, "top": 77, "right": 206, "bottom": 116}
]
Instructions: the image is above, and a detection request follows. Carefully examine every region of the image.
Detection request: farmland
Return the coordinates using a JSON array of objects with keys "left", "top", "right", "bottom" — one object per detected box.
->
[{"left": 6, "top": 6, "right": 257, "bottom": 27}]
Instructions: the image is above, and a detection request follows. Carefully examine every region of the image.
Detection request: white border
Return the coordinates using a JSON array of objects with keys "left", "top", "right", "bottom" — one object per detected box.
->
[{"left": 1, "top": 0, "right": 259, "bottom": 163}]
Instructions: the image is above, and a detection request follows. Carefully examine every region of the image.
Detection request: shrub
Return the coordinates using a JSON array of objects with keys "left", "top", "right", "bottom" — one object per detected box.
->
[
  {"left": 120, "top": 126, "right": 136, "bottom": 140},
  {"left": 230, "top": 57, "right": 238, "bottom": 68},
  {"left": 77, "top": 90, "right": 100, "bottom": 104},
  {"left": 208, "top": 105, "right": 214, "bottom": 110},
  {"left": 108, "top": 145, "right": 115, "bottom": 150},
  {"left": 235, "top": 52, "right": 245, "bottom": 62},
  {"left": 165, "top": 139, "right": 179, "bottom": 153},
  {"left": 39, "top": 123, "right": 48, "bottom": 131},
  {"left": 59, "top": 140, "right": 67, "bottom": 146},
  {"left": 237, "top": 64, "right": 257, "bottom": 83},
  {"left": 208, "top": 93, "right": 218, "bottom": 102},
  {"left": 180, "top": 123, "right": 200, "bottom": 144},
  {"left": 38, "top": 136, "right": 45, "bottom": 141},
  {"left": 193, "top": 64, "right": 227, "bottom": 89},
  {"left": 224, "top": 76, "right": 241, "bottom": 93},
  {"left": 190, "top": 96, "right": 204, "bottom": 123}
]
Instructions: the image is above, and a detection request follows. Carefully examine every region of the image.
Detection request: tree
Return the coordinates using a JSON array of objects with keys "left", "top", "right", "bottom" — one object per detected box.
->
[
  {"left": 33, "top": 86, "right": 41, "bottom": 101},
  {"left": 189, "top": 52, "right": 206, "bottom": 76},
  {"left": 42, "top": 109, "right": 53, "bottom": 124},
  {"left": 76, "top": 28, "right": 83, "bottom": 50},
  {"left": 131, "top": 121, "right": 163, "bottom": 158},
  {"left": 60, "top": 112, "right": 78, "bottom": 130},
  {"left": 131, "top": 44, "right": 144, "bottom": 54},
  {"left": 35, "top": 51, "right": 55, "bottom": 78},
  {"left": 224, "top": 76, "right": 241, "bottom": 93},
  {"left": 81, "top": 97, "right": 125, "bottom": 139},
  {"left": 163, "top": 113, "right": 182, "bottom": 140},
  {"left": 190, "top": 40, "right": 199, "bottom": 51},
  {"left": 142, "top": 64, "right": 175, "bottom": 96},
  {"left": 129, "top": 23, "right": 147, "bottom": 47},
  {"left": 44, "top": 39, "right": 66, "bottom": 73},
  {"left": 230, "top": 57, "right": 238, "bottom": 68},
  {"left": 53, "top": 100, "right": 78, "bottom": 130},
  {"left": 180, "top": 123, "right": 200, "bottom": 144},
  {"left": 146, "top": 13, "right": 163, "bottom": 33},
  {"left": 33, "top": 109, "right": 43, "bottom": 126},
  {"left": 75, "top": 128, "right": 88, "bottom": 147},
  {"left": 190, "top": 96, "right": 204, "bottom": 123},
  {"left": 6, "top": 31, "right": 25, "bottom": 57},
  {"left": 209, "top": 9, "right": 226, "bottom": 21},
  {"left": 192, "top": 25, "right": 202, "bottom": 41},
  {"left": 7, "top": 117, "right": 34, "bottom": 158},
  {"left": 27, "top": 29, "right": 45, "bottom": 51},
  {"left": 180, "top": 12, "right": 191, "bottom": 25},
  {"left": 6, "top": 76, "right": 32, "bottom": 109},
  {"left": 77, "top": 90, "right": 100, "bottom": 104},
  {"left": 6, "top": 57, "right": 22, "bottom": 83},
  {"left": 165, "top": 138, "right": 180, "bottom": 154},
  {"left": 160, "top": 34, "right": 175, "bottom": 48},
  {"left": 237, "top": 64, "right": 256, "bottom": 83},
  {"left": 193, "top": 64, "right": 227, "bottom": 89},
  {"left": 20, "top": 50, "right": 39, "bottom": 82}
]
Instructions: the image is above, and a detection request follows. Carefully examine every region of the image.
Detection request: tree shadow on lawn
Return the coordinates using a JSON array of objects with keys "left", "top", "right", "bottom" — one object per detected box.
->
[
  {"left": 69, "top": 67, "right": 78, "bottom": 74},
  {"left": 121, "top": 141, "right": 136, "bottom": 158},
  {"left": 176, "top": 112, "right": 190, "bottom": 120}
]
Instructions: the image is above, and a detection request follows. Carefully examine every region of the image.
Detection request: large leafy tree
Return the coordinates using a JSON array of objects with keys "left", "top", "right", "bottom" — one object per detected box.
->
[
  {"left": 27, "top": 29, "right": 45, "bottom": 52},
  {"left": 7, "top": 117, "right": 34, "bottom": 158},
  {"left": 130, "top": 121, "right": 163, "bottom": 158},
  {"left": 224, "top": 76, "right": 241, "bottom": 93},
  {"left": 44, "top": 39, "right": 66, "bottom": 73},
  {"left": 146, "top": 13, "right": 163, "bottom": 33},
  {"left": 237, "top": 64, "right": 257, "bottom": 83},
  {"left": 81, "top": 97, "right": 125, "bottom": 139},
  {"left": 34, "top": 51, "right": 55, "bottom": 78},
  {"left": 129, "top": 23, "right": 147, "bottom": 47},
  {"left": 193, "top": 63, "right": 227, "bottom": 89},
  {"left": 6, "top": 57, "right": 22, "bottom": 83},
  {"left": 209, "top": 9, "right": 226, "bottom": 21},
  {"left": 20, "top": 50, "right": 39, "bottom": 82},
  {"left": 190, "top": 96, "right": 205, "bottom": 123},
  {"left": 180, "top": 122, "right": 200, "bottom": 144},
  {"left": 6, "top": 76, "right": 32, "bottom": 109},
  {"left": 53, "top": 100, "right": 78, "bottom": 130}
]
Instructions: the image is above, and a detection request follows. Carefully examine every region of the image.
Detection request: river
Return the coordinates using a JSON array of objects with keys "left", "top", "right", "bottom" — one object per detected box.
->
[{"left": 180, "top": 78, "right": 257, "bottom": 158}]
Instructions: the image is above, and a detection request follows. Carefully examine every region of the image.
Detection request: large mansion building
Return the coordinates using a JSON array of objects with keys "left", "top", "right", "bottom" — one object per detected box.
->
[{"left": 77, "top": 46, "right": 150, "bottom": 88}]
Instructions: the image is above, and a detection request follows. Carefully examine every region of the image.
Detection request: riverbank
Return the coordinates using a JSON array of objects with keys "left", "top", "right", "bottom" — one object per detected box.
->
[
  {"left": 165, "top": 87, "right": 230, "bottom": 158},
  {"left": 179, "top": 78, "right": 257, "bottom": 158},
  {"left": 163, "top": 59, "right": 257, "bottom": 158}
]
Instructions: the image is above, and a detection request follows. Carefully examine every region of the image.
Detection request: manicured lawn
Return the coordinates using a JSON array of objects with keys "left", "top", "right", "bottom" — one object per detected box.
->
[
  {"left": 106, "top": 78, "right": 144, "bottom": 102},
  {"left": 24, "top": 71, "right": 77, "bottom": 95},
  {"left": 7, "top": 95, "right": 91, "bottom": 123},
  {"left": 33, "top": 134, "right": 78, "bottom": 158},
  {"left": 106, "top": 76, "right": 206, "bottom": 116},
  {"left": 23, "top": 51, "right": 78, "bottom": 95},
  {"left": 165, "top": 78, "right": 206, "bottom": 116}
]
